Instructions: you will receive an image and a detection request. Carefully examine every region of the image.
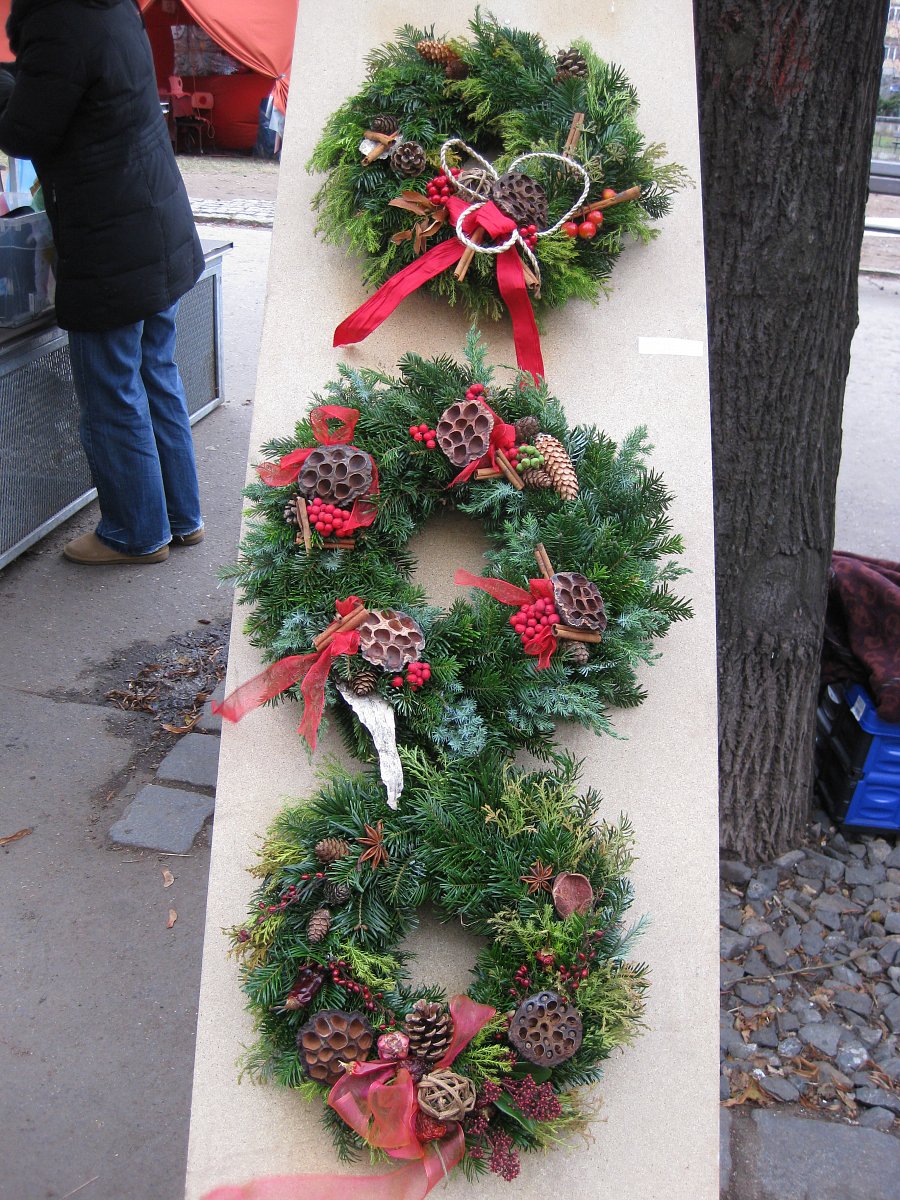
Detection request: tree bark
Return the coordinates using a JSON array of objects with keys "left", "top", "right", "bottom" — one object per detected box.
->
[{"left": 693, "top": 1, "right": 887, "bottom": 859}]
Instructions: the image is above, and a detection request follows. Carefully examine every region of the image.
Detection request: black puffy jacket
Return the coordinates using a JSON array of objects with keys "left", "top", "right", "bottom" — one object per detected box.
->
[{"left": 0, "top": 0, "right": 203, "bottom": 331}]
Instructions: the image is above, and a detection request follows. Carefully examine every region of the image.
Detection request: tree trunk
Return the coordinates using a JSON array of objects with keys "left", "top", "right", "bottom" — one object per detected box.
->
[{"left": 693, "top": 1, "right": 887, "bottom": 860}]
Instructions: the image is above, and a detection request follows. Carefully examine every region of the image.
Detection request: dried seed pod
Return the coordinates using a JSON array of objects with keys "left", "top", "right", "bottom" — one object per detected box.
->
[
  {"left": 514, "top": 415, "right": 541, "bottom": 445},
  {"left": 306, "top": 907, "right": 332, "bottom": 944},
  {"left": 435, "top": 398, "right": 494, "bottom": 467},
  {"left": 297, "top": 444, "right": 373, "bottom": 505},
  {"left": 357, "top": 609, "right": 425, "bottom": 673},
  {"left": 278, "top": 965, "right": 326, "bottom": 1012},
  {"left": 296, "top": 1009, "right": 374, "bottom": 1085},
  {"left": 551, "top": 872, "right": 594, "bottom": 918},
  {"left": 370, "top": 113, "right": 399, "bottom": 135},
  {"left": 534, "top": 433, "right": 579, "bottom": 500},
  {"left": 417, "top": 1068, "right": 477, "bottom": 1121},
  {"left": 491, "top": 172, "right": 548, "bottom": 229},
  {"left": 283, "top": 497, "right": 299, "bottom": 525},
  {"left": 377, "top": 1031, "right": 410, "bottom": 1061},
  {"left": 415, "top": 1111, "right": 449, "bottom": 1141},
  {"left": 507, "top": 990, "right": 584, "bottom": 1066},
  {"left": 314, "top": 837, "right": 351, "bottom": 864},
  {"left": 404, "top": 999, "right": 454, "bottom": 1063},
  {"left": 444, "top": 56, "right": 469, "bottom": 80},
  {"left": 551, "top": 572, "right": 608, "bottom": 633}
]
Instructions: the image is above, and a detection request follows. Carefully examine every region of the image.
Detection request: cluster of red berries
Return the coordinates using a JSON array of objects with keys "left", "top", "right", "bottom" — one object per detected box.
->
[
  {"left": 425, "top": 167, "right": 461, "bottom": 205},
  {"left": 508, "top": 597, "right": 561, "bottom": 646},
  {"left": 390, "top": 660, "right": 432, "bottom": 690},
  {"left": 517, "top": 223, "right": 538, "bottom": 250},
  {"left": 307, "top": 496, "right": 351, "bottom": 536},
  {"left": 486, "top": 1129, "right": 521, "bottom": 1181},
  {"left": 465, "top": 381, "right": 488, "bottom": 404},
  {"left": 509, "top": 963, "right": 534, "bottom": 996},
  {"left": 251, "top": 878, "right": 325, "bottom": 926},
  {"left": 563, "top": 209, "right": 604, "bottom": 239},
  {"left": 327, "top": 958, "right": 385, "bottom": 1013},
  {"left": 408, "top": 421, "right": 437, "bottom": 449},
  {"left": 503, "top": 1075, "right": 563, "bottom": 1122}
]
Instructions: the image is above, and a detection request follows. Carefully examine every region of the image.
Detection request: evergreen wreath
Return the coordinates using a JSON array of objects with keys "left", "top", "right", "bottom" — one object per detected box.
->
[
  {"left": 231, "top": 751, "right": 648, "bottom": 1184},
  {"left": 220, "top": 332, "right": 691, "bottom": 768},
  {"left": 309, "top": 12, "right": 688, "bottom": 325}
]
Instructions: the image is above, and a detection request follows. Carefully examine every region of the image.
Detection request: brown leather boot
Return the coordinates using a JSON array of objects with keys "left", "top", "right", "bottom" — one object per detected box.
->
[
  {"left": 63, "top": 532, "right": 169, "bottom": 565},
  {"left": 170, "top": 527, "right": 205, "bottom": 546}
]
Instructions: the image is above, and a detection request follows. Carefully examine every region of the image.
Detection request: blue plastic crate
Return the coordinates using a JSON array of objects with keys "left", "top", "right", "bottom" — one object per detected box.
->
[{"left": 842, "top": 685, "right": 900, "bottom": 831}]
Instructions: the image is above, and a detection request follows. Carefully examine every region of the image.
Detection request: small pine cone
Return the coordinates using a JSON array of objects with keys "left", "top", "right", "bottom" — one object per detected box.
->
[
  {"left": 444, "top": 55, "right": 469, "bottom": 80},
  {"left": 393, "top": 140, "right": 427, "bottom": 179},
  {"left": 554, "top": 47, "right": 588, "bottom": 83},
  {"left": 370, "top": 113, "right": 399, "bottom": 135},
  {"left": 514, "top": 416, "right": 541, "bottom": 445},
  {"left": 405, "top": 999, "right": 454, "bottom": 1063},
  {"left": 322, "top": 880, "right": 352, "bottom": 906},
  {"left": 315, "top": 837, "right": 351, "bottom": 864},
  {"left": 521, "top": 467, "right": 552, "bottom": 489},
  {"left": 565, "top": 640, "right": 590, "bottom": 667},
  {"left": 283, "top": 499, "right": 299, "bottom": 525},
  {"left": 306, "top": 907, "right": 332, "bottom": 944},
  {"left": 534, "top": 433, "right": 579, "bottom": 500},
  {"left": 416, "top": 38, "right": 455, "bottom": 65},
  {"left": 349, "top": 669, "right": 378, "bottom": 697}
]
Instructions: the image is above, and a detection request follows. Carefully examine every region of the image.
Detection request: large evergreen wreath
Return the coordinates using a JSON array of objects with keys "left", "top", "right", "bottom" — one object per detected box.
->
[
  {"left": 222, "top": 333, "right": 690, "bottom": 765},
  {"left": 308, "top": 12, "right": 688, "bottom": 324}
]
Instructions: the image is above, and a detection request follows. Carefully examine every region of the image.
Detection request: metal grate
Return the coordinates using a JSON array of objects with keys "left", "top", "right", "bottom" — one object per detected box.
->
[{"left": 0, "top": 259, "right": 223, "bottom": 567}]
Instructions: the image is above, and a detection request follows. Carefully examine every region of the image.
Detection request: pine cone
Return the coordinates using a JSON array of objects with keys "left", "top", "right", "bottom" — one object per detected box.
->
[
  {"left": 404, "top": 999, "right": 454, "bottom": 1063},
  {"left": 444, "top": 55, "right": 469, "bottom": 80},
  {"left": 322, "top": 880, "right": 352, "bottom": 906},
  {"left": 306, "top": 907, "right": 332, "bottom": 944},
  {"left": 565, "top": 640, "right": 590, "bottom": 667},
  {"left": 349, "top": 669, "right": 378, "bottom": 696},
  {"left": 315, "top": 837, "right": 351, "bottom": 864},
  {"left": 491, "top": 172, "right": 548, "bottom": 229},
  {"left": 521, "top": 467, "right": 552, "bottom": 489},
  {"left": 514, "top": 415, "right": 541, "bottom": 445},
  {"left": 534, "top": 433, "right": 579, "bottom": 500},
  {"left": 554, "top": 47, "right": 588, "bottom": 83},
  {"left": 370, "top": 113, "right": 399, "bottom": 135},
  {"left": 416, "top": 38, "right": 455, "bottom": 65},
  {"left": 283, "top": 498, "right": 299, "bottom": 525},
  {"left": 393, "top": 140, "right": 427, "bottom": 178}
]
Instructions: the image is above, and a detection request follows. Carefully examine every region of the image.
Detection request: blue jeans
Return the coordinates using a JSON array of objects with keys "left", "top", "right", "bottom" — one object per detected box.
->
[{"left": 69, "top": 302, "right": 203, "bottom": 555}]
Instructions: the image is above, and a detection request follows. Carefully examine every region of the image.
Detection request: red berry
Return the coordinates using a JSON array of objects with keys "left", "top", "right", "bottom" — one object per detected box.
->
[
  {"left": 425, "top": 438, "right": 436, "bottom": 449},
  {"left": 391, "top": 676, "right": 403, "bottom": 687},
  {"left": 602, "top": 187, "right": 617, "bottom": 200},
  {"left": 414, "top": 431, "right": 423, "bottom": 441},
  {"left": 578, "top": 222, "right": 597, "bottom": 239},
  {"left": 563, "top": 221, "right": 579, "bottom": 238},
  {"left": 418, "top": 423, "right": 428, "bottom": 432},
  {"left": 587, "top": 210, "right": 604, "bottom": 226},
  {"left": 408, "top": 425, "right": 418, "bottom": 435}
]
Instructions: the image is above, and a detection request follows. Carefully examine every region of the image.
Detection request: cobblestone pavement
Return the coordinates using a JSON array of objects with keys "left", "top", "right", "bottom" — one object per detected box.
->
[{"left": 189, "top": 195, "right": 275, "bottom": 228}]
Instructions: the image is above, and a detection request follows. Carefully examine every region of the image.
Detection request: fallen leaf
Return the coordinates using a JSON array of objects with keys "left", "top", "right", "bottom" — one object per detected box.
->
[
  {"left": 161, "top": 715, "right": 199, "bottom": 734},
  {"left": 723, "top": 1076, "right": 771, "bottom": 1107},
  {"left": 162, "top": 869, "right": 175, "bottom": 889},
  {"left": 0, "top": 827, "right": 34, "bottom": 847},
  {"left": 167, "top": 908, "right": 177, "bottom": 928}
]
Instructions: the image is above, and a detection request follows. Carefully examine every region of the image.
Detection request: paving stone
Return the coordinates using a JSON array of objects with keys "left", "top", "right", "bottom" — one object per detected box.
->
[
  {"left": 836, "top": 1041, "right": 870, "bottom": 1074},
  {"left": 720, "top": 1071, "right": 731, "bottom": 1100},
  {"left": 800, "top": 1022, "right": 842, "bottom": 1056},
  {"left": 777, "top": 1036, "right": 802, "bottom": 1058},
  {"left": 877, "top": 940, "right": 900, "bottom": 968},
  {"left": 194, "top": 683, "right": 225, "bottom": 733},
  {"left": 868, "top": 839, "right": 894, "bottom": 865},
  {"left": 155, "top": 734, "right": 220, "bottom": 790},
  {"left": 721, "top": 960, "right": 744, "bottom": 988},
  {"left": 774, "top": 849, "right": 807, "bottom": 871},
  {"left": 801, "top": 928, "right": 825, "bottom": 956},
  {"left": 747, "top": 868, "right": 779, "bottom": 900},
  {"left": 735, "top": 983, "right": 772, "bottom": 1007},
  {"left": 109, "top": 784, "right": 215, "bottom": 854},
  {"left": 738, "top": 1109, "right": 900, "bottom": 1200},
  {"left": 814, "top": 891, "right": 861, "bottom": 915},
  {"left": 856, "top": 1086, "right": 900, "bottom": 1115},
  {"left": 885, "top": 911, "right": 900, "bottom": 935},
  {"left": 727, "top": 1040, "right": 758, "bottom": 1061},
  {"left": 781, "top": 921, "right": 802, "bottom": 952},
  {"left": 817, "top": 1062, "right": 854, "bottom": 1089},
  {"left": 875, "top": 882, "right": 900, "bottom": 901},
  {"left": 852, "top": 885, "right": 876, "bottom": 905},
  {"left": 847, "top": 863, "right": 886, "bottom": 887},
  {"left": 878, "top": 1056, "right": 900, "bottom": 1082},
  {"left": 721, "top": 930, "right": 750, "bottom": 959},
  {"left": 858, "top": 955, "right": 884, "bottom": 977},
  {"left": 884, "top": 997, "right": 900, "bottom": 1034},
  {"left": 888, "top": 868, "right": 900, "bottom": 884},
  {"left": 741, "top": 916, "right": 772, "bottom": 937},
  {"left": 742, "top": 950, "right": 769, "bottom": 978},
  {"left": 721, "top": 859, "right": 753, "bottom": 886},
  {"left": 796, "top": 858, "right": 826, "bottom": 880},
  {"left": 791, "top": 998, "right": 823, "bottom": 1023},
  {"left": 886, "top": 845, "right": 900, "bottom": 870},
  {"left": 831, "top": 964, "right": 863, "bottom": 987},
  {"left": 852, "top": 1023, "right": 884, "bottom": 1049},
  {"left": 721, "top": 904, "right": 744, "bottom": 932},
  {"left": 848, "top": 841, "right": 868, "bottom": 859},
  {"left": 760, "top": 931, "right": 789, "bottom": 968},
  {"left": 858, "top": 1107, "right": 897, "bottom": 1131},
  {"left": 757, "top": 1073, "right": 800, "bottom": 1103},
  {"left": 778, "top": 1012, "right": 800, "bottom": 1034},
  {"left": 834, "top": 989, "right": 874, "bottom": 1018}
]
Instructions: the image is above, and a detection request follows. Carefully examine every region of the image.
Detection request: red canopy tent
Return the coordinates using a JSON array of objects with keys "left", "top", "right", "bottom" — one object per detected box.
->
[{"left": 0, "top": 0, "right": 298, "bottom": 151}]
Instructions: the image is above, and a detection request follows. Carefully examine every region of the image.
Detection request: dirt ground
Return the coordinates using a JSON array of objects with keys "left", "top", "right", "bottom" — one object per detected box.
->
[{"left": 177, "top": 153, "right": 280, "bottom": 202}]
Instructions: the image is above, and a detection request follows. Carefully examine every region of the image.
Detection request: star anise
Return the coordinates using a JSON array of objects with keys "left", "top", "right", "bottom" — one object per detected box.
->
[
  {"left": 520, "top": 859, "right": 554, "bottom": 895},
  {"left": 357, "top": 820, "right": 389, "bottom": 870}
]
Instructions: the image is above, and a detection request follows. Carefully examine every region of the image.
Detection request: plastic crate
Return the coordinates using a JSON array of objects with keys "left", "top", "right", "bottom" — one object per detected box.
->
[
  {"left": 815, "top": 683, "right": 900, "bottom": 831},
  {"left": 0, "top": 209, "right": 56, "bottom": 328}
]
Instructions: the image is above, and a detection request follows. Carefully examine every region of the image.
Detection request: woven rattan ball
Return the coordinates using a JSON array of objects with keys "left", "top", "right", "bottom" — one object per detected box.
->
[
  {"left": 435, "top": 399, "right": 494, "bottom": 467},
  {"left": 357, "top": 609, "right": 425, "bottom": 673},
  {"left": 297, "top": 444, "right": 373, "bottom": 505},
  {"left": 416, "top": 1068, "right": 477, "bottom": 1121},
  {"left": 507, "top": 990, "right": 584, "bottom": 1066}
]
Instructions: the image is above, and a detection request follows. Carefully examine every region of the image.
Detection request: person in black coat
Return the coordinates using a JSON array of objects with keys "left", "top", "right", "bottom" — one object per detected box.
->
[{"left": 0, "top": 0, "right": 206, "bottom": 564}]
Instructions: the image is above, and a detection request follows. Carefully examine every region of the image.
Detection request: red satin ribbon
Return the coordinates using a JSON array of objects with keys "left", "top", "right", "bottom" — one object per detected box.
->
[
  {"left": 257, "top": 406, "right": 377, "bottom": 535},
  {"left": 334, "top": 196, "right": 544, "bottom": 381},
  {"left": 455, "top": 569, "right": 557, "bottom": 668},
  {"left": 212, "top": 598, "right": 362, "bottom": 751}
]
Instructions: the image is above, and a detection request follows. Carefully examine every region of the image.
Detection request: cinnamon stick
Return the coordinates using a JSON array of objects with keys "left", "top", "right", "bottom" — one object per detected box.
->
[
  {"left": 321, "top": 538, "right": 357, "bottom": 549},
  {"left": 521, "top": 259, "right": 541, "bottom": 294},
  {"left": 553, "top": 624, "right": 603, "bottom": 644},
  {"left": 534, "top": 543, "right": 555, "bottom": 580},
  {"left": 495, "top": 449, "right": 525, "bottom": 490},
  {"left": 312, "top": 604, "right": 369, "bottom": 651},
  {"left": 454, "top": 227, "right": 485, "bottom": 281},
  {"left": 296, "top": 497, "right": 312, "bottom": 554},
  {"left": 563, "top": 112, "right": 585, "bottom": 157},
  {"left": 474, "top": 466, "right": 503, "bottom": 480},
  {"left": 363, "top": 130, "right": 396, "bottom": 145},
  {"left": 571, "top": 185, "right": 641, "bottom": 223},
  {"left": 363, "top": 131, "right": 399, "bottom": 165}
]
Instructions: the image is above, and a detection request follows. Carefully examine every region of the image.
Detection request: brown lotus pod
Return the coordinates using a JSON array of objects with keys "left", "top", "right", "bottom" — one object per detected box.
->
[
  {"left": 491, "top": 171, "right": 548, "bottom": 229},
  {"left": 534, "top": 433, "right": 579, "bottom": 500},
  {"left": 296, "top": 1009, "right": 374, "bottom": 1085},
  {"left": 314, "top": 837, "right": 351, "bottom": 864},
  {"left": 435, "top": 398, "right": 494, "bottom": 467},
  {"left": 514, "top": 415, "right": 541, "bottom": 445},
  {"left": 393, "top": 140, "right": 427, "bottom": 178},
  {"left": 552, "top": 872, "right": 594, "bottom": 918},
  {"left": 551, "top": 572, "right": 608, "bottom": 633},
  {"left": 370, "top": 113, "right": 399, "bottom": 135},
  {"left": 306, "top": 907, "right": 332, "bottom": 944},
  {"left": 417, "top": 1068, "right": 477, "bottom": 1121},
  {"left": 357, "top": 609, "right": 425, "bottom": 673},
  {"left": 297, "top": 444, "right": 373, "bottom": 505},
  {"left": 508, "top": 990, "right": 584, "bottom": 1066},
  {"left": 520, "top": 467, "right": 552, "bottom": 490}
]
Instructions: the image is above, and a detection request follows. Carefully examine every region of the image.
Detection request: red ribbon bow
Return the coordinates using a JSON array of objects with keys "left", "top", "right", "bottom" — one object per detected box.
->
[
  {"left": 200, "top": 996, "right": 495, "bottom": 1200},
  {"left": 334, "top": 197, "right": 544, "bottom": 382},
  {"left": 257, "top": 406, "right": 378, "bottom": 536},
  {"left": 455, "top": 569, "right": 557, "bottom": 668},
  {"left": 212, "top": 597, "right": 363, "bottom": 751}
]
